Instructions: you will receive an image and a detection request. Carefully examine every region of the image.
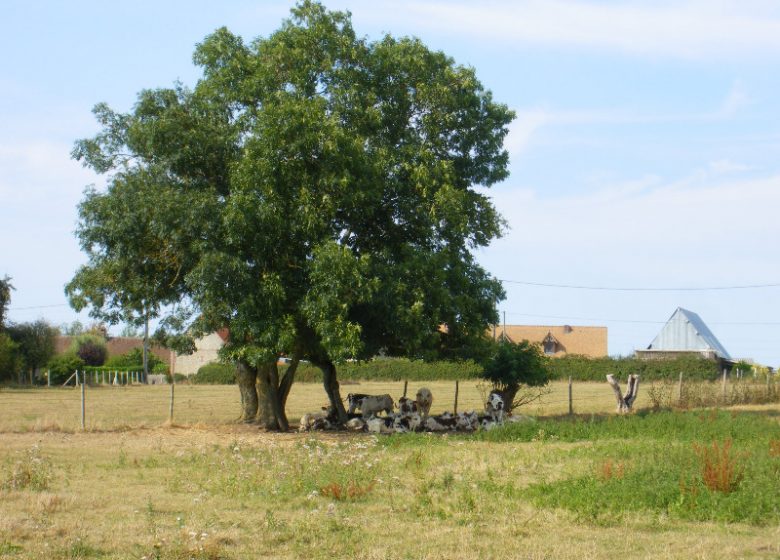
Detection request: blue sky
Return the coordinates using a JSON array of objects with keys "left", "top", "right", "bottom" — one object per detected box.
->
[{"left": 2, "top": 1, "right": 780, "bottom": 365}]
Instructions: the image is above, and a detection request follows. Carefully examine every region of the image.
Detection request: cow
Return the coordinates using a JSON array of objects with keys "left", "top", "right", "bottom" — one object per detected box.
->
[
  {"left": 455, "top": 410, "right": 480, "bottom": 431},
  {"left": 367, "top": 416, "right": 395, "bottom": 434},
  {"left": 398, "top": 396, "right": 418, "bottom": 415},
  {"left": 359, "top": 394, "right": 395, "bottom": 419},
  {"left": 486, "top": 392, "right": 505, "bottom": 424},
  {"left": 416, "top": 387, "right": 433, "bottom": 419},
  {"left": 346, "top": 393, "right": 373, "bottom": 414},
  {"left": 299, "top": 412, "right": 332, "bottom": 432}
]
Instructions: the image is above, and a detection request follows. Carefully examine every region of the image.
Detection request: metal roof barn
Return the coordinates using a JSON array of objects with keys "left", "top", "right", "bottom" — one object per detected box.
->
[{"left": 645, "top": 307, "right": 731, "bottom": 360}]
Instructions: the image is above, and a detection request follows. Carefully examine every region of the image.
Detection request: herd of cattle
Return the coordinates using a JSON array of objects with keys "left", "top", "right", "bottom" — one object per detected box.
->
[{"left": 299, "top": 387, "right": 528, "bottom": 434}]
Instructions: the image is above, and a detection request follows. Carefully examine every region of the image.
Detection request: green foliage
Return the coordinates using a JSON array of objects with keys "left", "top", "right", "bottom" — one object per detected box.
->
[
  {"left": 69, "top": 334, "right": 107, "bottom": 366},
  {"left": 46, "top": 353, "right": 85, "bottom": 384},
  {"left": 290, "top": 358, "right": 483, "bottom": 382},
  {"left": 481, "top": 340, "right": 551, "bottom": 388},
  {"left": 69, "top": 0, "right": 511, "bottom": 375},
  {"left": 105, "top": 347, "right": 162, "bottom": 369},
  {"left": 548, "top": 354, "right": 722, "bottom": 382},
  {"left": 192, "top": 362, "right": 236, "bottom": 384},
  {"left": 7, "top": 320, "right": 57, "bottom": 381},
  {"left": 152, "top": 362, "right": 168, "bottom": 374},
  {"left": 0, "top": 333, "right": 19, "bottom": 382}
]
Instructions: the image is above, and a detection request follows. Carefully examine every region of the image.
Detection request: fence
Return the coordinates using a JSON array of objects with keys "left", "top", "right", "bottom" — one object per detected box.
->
[{"left": 0, "top": 373, "right": 777, "bottom": 432}]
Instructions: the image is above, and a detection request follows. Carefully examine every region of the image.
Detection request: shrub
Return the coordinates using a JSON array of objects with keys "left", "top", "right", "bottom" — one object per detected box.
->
[
  {"left": 105, "top": 347, "right": 162, "bottom": 369},
  {"left": 70, "top": 334, "right": 107, "bottom": 366},
  {"left": 152, "top": 362, "right": 168, "bottom": 374},
  {"left": 193, "top": 362, "right": 236, "bottom": 384},
  {"left": 46, "top": 353, "right": 85, "bottom": 385},
  {"left": 481, "top": 340, "right": 551, "bottom": 412}
]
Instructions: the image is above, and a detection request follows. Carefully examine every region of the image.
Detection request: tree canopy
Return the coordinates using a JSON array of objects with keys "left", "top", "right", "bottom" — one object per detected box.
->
[{"left": 68, "top": 1, "right": 513, "bottom": 429}]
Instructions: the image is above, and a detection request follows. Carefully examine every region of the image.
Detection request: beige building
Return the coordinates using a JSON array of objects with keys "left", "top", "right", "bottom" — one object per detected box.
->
[
  {"left": 172, "top": 329, "right": 229, "bottom": 375},
  {"left": 492, "top": 324, "right": 608, "bottom": 358}
]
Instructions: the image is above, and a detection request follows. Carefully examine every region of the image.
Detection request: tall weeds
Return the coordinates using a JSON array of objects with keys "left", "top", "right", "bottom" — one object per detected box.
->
[{"left": 693, "top": 439, "right": 745, "bottom": 494}]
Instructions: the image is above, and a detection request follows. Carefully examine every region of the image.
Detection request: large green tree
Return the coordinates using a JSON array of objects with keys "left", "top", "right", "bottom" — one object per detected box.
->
[
  {"left": 8, "top": 320, "right": 57, "bottom": 384},
  {"left": 69, "top": 1, "right": 513, "bottom": 430}
]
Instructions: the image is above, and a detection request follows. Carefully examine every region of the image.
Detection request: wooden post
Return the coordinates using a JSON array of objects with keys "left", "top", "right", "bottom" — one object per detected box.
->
[
  {"left": 80, "top": 374, "right": 86, "bottom": 430},
  {"left": 454, "top": 380, "right": 460, "bottom": 414},
  {"left": 47, "top": 370, "right": 51, "bottom": 388},
  {"left": 722, "top": 368, "right": 728, "bottom": 399},
  {"left": 678, "top": 371, "right": 683, "bottom": 404},
  {"left": 402, "top": 380, "right": 408, "bottom": 398},
  {"left": 568, "top": 376, "right": 573, "bottom": 415},
  {"left": 169, "top": 380, "right": 175, "bottom": 424}
]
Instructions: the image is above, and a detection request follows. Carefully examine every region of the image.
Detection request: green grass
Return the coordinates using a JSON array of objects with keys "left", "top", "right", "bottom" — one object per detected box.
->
[{"left": 484, "top": 410, "right": 780, "bottom": 525}]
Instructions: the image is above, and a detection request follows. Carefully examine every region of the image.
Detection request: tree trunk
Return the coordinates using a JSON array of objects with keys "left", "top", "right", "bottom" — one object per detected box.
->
[
  {"left": 279, "top": 358, "right": 299, "bottom": 410},
  {"left": 236, "top": 361, "right": 258, "bottom": 423},
  {"left": 320, "top": 360, "right": 347, "bottom": 424},
  {"left": 495, "top": 384, "right": 519, "bottom": 414}
]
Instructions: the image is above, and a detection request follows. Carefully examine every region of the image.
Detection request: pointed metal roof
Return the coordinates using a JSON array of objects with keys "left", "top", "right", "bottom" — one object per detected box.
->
[{"left": 646, "top": 307, "right": 731, "bottom": 360}]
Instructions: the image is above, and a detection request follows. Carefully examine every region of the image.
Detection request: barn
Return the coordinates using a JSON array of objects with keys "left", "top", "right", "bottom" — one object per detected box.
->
[{"left": 635, "top": 307, "right": 734, "bottom": 367}]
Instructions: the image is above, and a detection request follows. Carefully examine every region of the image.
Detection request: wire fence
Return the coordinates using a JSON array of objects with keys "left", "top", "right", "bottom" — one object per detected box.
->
[{"left": 0, "top": 373, "right": 777, "bottom": 433}]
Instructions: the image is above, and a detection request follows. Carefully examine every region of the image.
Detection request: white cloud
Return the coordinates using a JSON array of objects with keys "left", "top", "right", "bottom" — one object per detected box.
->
[
  {"left": 484, "top": 171, "right": 780, "bottom": 283},
  {"left": 377, "top": 1, "right": 780, "bottom": 60}
]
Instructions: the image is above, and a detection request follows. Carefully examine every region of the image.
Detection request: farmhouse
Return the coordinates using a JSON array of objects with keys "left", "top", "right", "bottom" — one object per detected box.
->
[
  {"left": 492, "top": 324, "right": 608, "bottom": 358},
  {"left": 635, "top": 307, "right": 734, "bottom": 367},
  {"left": 171, "top": 328, "right": 229, "bottom": 376}
]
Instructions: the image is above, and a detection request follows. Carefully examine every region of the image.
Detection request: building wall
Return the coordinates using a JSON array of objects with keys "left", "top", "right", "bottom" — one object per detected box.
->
[
  {"left": 492, "top": 325, "right": 608, "bottom": 358},
  {"left": 172, "top": 332, "right": 226, "bottom": 375}
]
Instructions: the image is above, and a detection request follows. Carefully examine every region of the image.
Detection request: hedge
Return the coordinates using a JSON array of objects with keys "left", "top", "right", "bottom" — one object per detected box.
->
[
  {"left": 547, "top": 354, "right": 723, "bottom": 382},
  {"left": 186, "top": 355, "right": 724, "bottom": 385},
  {"left": 193, "top": 363, "right": 236, "bottom": 384}
]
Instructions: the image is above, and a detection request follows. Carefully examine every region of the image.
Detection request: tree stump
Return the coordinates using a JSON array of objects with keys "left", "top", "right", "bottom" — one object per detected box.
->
[{"left": 606, "top": 374, "right": 640, "bottom": 413}]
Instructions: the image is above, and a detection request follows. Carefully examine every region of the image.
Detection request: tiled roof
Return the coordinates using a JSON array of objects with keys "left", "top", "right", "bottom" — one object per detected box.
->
[{"left": 490, "top": 324, "right": 608, "bottom": 358}]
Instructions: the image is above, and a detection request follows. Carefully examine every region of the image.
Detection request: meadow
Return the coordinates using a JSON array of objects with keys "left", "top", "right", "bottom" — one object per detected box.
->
[{"left": 1, "top": 381, "right": 779, "bottom": 559}]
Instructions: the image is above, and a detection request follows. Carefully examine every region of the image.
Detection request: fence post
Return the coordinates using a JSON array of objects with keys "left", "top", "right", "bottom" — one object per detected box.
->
[
  {"left": 678, "top": 372, "right": 683, "bottom": 404},
  {"left": 722, "top": 368, "right": 727, "bottom": 400},
  {"left": 47, "top": 370, "right": 51, "bottom": 388},
  {"left": 169, "top": 380, "right": 175, "bottom": 424},
  {"left": 80, "top": 373, "right": 86, "bottom": 430},
  {"left": 402, "top": 380, "right": 408, "bottom": 398},
  {"left": 454, "top": 380, "right": 459, "bottom": 414},
  {"left": 568, "top": 376, "right": 573, "bottom": 415}
]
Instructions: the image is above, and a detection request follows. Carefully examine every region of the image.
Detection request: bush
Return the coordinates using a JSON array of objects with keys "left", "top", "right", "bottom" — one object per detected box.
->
[
  {"left": 105, "top": 347, "right": 162, "bottom": 369},
  {"left": 70, "top": 334, "right": 107, "bottom": 366},
  {"left": 153, "top": 362, "right": 168, "bottom": 374},
  {"left": 547, "top": 354, "right": 722, "bottom": 382},
  {"left": 46, "top": 353, "right": 85, "bottom": 384},
  {"left": 193, "top": 363, "right": 236, "bottom": 384}
]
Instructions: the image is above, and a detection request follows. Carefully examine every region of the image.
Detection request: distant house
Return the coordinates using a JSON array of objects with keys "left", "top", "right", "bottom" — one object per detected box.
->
[
  {"left": 493, "top": 324, "right": 608, "bottom": 358},
  {"left": 635, "top": 307, "right": 733, "bottom": 366},
  {"left": 171, "top": 329, "right": 229, "bottom": 376}
]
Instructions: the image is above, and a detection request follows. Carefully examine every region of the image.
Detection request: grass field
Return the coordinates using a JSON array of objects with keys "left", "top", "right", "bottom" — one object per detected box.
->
[
  {"left": 0, "top": 380, "right": 623, "bottom": 432},
  {"left": 1, "top": 382, "right": 780, "bottom": 559}
]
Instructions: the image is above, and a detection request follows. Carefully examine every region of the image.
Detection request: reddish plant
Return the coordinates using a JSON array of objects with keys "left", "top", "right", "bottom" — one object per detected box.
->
[{"left": 693, "top": 439, "right": 746, "bottom": 494}]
